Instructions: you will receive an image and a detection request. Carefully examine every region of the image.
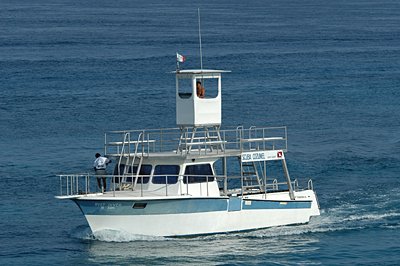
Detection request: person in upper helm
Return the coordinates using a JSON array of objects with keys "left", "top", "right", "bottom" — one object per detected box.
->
[{"left": 196, "top": 81, "right": 205, "bottom": 98}]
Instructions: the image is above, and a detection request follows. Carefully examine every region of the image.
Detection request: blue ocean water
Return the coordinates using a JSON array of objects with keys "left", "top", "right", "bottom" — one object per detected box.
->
[{"left": 1, "top": 0, "right": 400, "bottom": 265}]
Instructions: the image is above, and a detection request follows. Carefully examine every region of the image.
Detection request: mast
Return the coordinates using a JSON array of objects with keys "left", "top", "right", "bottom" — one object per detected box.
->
[{"left": 198, "top": 8, "right": 203, "bottom": 72}]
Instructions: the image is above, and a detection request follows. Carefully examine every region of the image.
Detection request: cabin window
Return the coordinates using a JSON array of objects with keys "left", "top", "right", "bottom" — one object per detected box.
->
[
  {"left": 152, "top": 165, "right": 180, "bottom": 184},
  {"left": 126, "top": 165, "right": 152, "bottom": 184},
  {"left": 113, "top": 164, "right": 152, "bottom": 184},
  {"left": 178, "top": 78, "right": 193, "bottom": 99},
  {"left": 183, "top": 164, "right": 214, "bottom": 184},
  {"left": 177, "top": 77, "right": 219, "bottom": 99},
  {"left": 197, "top": 78, "right": 218, "bottom": 99}
]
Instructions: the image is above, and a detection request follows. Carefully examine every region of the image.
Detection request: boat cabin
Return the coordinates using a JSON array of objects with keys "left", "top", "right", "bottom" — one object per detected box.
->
[{"left": 111, "top": 156, "right": 220, "bottom": 197}]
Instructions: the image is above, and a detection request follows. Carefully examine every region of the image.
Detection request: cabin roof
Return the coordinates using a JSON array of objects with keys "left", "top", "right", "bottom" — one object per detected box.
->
[{"left": 167, "top": 69, "right": 231, "bottom": 74}]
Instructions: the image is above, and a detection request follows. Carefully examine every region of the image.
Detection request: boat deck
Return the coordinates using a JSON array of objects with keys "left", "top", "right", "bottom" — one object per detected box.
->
[{"left": 56, "top": 185, "right": 296, "bottom": 200}]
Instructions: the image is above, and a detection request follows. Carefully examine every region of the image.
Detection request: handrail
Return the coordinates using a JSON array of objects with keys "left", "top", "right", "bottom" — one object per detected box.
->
[
  {"left": 57, "top": 173, "right": 92, "bottom": 196},
  {"left": 105, "top": 127, "right": 180, "bottom": 135},
  {"left": 249, "top": 126, "right": 256, "bottom": 150},
  {"left": 236, "top": 126, "right": 243, "bottom": 149},
  {"left": 56, "top": 174, "right": 311, "bottom": 198},
  {"left": 265, "top": 178, "right": 278, "bottom": 191},
  {"left": 130, "top": 132, "right": 143, "bottom": 191},
  {"left": 293, "top": 179, "right": 313, "bottom": 191},
  {"left": 117, "top": 132, "right": 130, "bottom": 179},
  {"left": 114, "top": 132, "right": 129, "bottom": 196},
  {"left": 104, "top": 126, "right": 287, "bottom": 159},
  {"left": 57, "top": 173, "right": 223, "bottom": 198}
]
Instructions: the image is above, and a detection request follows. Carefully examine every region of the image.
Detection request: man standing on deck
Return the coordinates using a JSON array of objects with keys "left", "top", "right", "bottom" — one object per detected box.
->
[{"left": 93, "top": 153, "right": 111, "bottom": 192}]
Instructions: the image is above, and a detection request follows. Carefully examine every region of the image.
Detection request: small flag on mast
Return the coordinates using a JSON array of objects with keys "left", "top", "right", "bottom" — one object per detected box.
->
[{"left": 177, "top": 53, "right": 185, "bottom": 62}]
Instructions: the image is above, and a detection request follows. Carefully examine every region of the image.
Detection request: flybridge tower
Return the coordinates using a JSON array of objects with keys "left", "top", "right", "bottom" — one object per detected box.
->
[
  {"left": 173, "top": 10, "right": 232, "bottom": 128},
  {"left": 173, "top": 69, "right": 230, "bottom": 127}
]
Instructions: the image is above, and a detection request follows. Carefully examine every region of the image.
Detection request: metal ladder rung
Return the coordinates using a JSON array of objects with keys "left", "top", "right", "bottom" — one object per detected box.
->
[
  {"left": 240, "top": 158, "right": 263, "bottom": 192},
  {"left": 244, "top": 179, "right": 259, "bottom": 182}
]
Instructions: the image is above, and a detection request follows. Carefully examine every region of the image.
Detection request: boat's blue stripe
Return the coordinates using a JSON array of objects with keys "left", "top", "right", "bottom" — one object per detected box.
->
[
  {"left": 74, "top": 198, "right": 228, "bottom": 216},
  {"left": 242, "top": 200, "right": 312, "bottom": 210},
  {"left": 74, "top": 198, "right": 312, "bottom": 216}
]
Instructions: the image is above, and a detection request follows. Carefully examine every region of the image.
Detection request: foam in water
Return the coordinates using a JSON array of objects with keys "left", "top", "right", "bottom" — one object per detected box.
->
[{"left": 74, "top": 228, "right": 167, "bottom": 242}]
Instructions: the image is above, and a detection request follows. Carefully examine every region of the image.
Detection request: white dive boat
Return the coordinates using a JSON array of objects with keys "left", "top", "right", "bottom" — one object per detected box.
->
[{"left": 56, "top": 68, "right": 320, "bottom": 237}]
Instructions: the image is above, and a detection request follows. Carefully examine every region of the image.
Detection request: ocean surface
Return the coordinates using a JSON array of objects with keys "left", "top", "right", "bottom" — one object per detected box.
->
[{"left": 1, "top": 0, "right": 400, "bottom": 265}]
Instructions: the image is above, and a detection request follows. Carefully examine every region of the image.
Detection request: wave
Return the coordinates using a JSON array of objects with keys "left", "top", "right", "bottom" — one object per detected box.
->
[
  {"left": 74, "top": 228, "right": 168, "bottom": 242},
  {"left": 343, "top": 212, "right": 400, "bottom": 222}
]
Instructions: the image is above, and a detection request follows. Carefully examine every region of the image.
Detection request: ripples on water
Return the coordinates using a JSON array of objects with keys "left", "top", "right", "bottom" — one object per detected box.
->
[{"left": 1, "top": 0, "right": 400, "bottom": 265}]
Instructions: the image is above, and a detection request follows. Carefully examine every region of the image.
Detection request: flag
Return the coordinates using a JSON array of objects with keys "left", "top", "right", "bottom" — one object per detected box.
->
[{"left": 177, "top": 53, "right": 185, "bottom": 63}]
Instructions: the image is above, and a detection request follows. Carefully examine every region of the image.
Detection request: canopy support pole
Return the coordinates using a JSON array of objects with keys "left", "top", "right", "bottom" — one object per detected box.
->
[{"left": 282, "top": 159, "right": 295, "bottom": 200}]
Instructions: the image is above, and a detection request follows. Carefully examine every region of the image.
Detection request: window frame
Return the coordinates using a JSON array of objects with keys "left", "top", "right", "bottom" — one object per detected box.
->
[
  {"left": 183, "top": 164, "right": 215, "bottom": 184},
  {"left": 152, "top": 165, "right": 180, "bottom": 184}
]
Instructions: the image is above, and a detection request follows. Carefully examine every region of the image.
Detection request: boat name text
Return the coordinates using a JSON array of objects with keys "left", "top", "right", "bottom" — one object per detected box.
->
[{"left": 241, "top": 150, "right": 284, "bottom": 162}]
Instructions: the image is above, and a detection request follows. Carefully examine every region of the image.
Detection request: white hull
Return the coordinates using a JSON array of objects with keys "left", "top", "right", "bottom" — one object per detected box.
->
[
  {"left": 77, "top": 190, "right": 319, "bottom": 237},
  {"left": 86, "top": 209, "right": 311, "bottom": 237}
]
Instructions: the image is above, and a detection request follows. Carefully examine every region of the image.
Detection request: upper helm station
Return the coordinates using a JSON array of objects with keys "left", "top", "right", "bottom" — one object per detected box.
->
[{"left": 173, "top": 69, "right": 230, "bottom": 127}]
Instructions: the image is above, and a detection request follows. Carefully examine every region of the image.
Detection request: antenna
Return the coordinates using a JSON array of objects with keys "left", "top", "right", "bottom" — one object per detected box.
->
[{"left": 198, "top": 8, "right": 203, "bottom": 71}]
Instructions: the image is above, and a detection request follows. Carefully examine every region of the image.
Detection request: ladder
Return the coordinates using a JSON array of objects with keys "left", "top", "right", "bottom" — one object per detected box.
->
[
  {"left": 177, "top": 126, "right": 224, "bottom": 153},
  {"left": 114, "top": 132, "right": 144, "bottom": 191},
  {"left": 241, "top": 160, "right": 263, "bottom": 191}
]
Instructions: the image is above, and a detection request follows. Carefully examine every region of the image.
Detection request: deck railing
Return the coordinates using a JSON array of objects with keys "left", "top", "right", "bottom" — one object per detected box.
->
[
  {"left": 58, "top": 173, "right": 93, "bottom": 197},
  {"left": 57, "top": 173, "right": 225, "bottom": 198},
  {"left": 104, "top": 126, "right": 287, "bottom": 158},
  {"left": 293, "top": 178, "right": 313, "bottom": 191},
  {"left": 57, "top": 173, "right": 314, "bottom": 198}
]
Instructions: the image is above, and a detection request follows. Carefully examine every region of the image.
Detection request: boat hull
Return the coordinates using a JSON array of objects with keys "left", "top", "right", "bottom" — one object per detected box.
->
[{"left": 73, "top": 190, "right": 319, "bottom": 237}]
